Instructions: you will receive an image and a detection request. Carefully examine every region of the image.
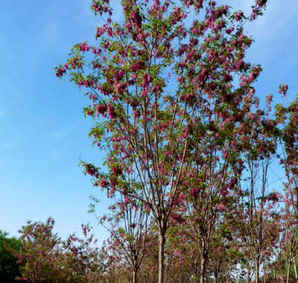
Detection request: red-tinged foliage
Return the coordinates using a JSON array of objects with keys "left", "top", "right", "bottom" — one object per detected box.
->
[{"left": 12, "top": 218, "right": 107, "bottom": 283}]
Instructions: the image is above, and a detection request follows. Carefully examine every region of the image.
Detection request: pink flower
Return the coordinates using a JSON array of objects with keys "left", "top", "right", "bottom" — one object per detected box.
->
[
  {"left": 234, "top": 60, "right": 244, "bottom": 70},
  {"left": 114, "top": 70, "right": 124, "bottom": 81},
  {"left": 133, "top": 110, "right": 140, "bottom": 118},
  {"left": 100, "top": 179, "right": 108, "bottom": 188},
  {"left": 79, "top": 42, "right": 90, "bottom": 52},
  {"left": 171, "top": 213, "right": 185, "bottom": 224},
  {"left": 86, "top": 164, "right": 96, "bottom": 176},
  {"left": 86, "top": 109, "right": 94, "bottom": 116},
  {"left": 96, "top": 103, "right": 107, "bottom": 116},
  {"left": 96, "top": 27, "right": 105, "bottom": 38},
  {"left": 111, "top": 166, "right": 122, "bottom": 176},
  {"left": 130, "top": 61, "right": 145, "bottom": 72},
  {"left": 55, "top": 66, "right": 66, "bottom": 77},
  {"left": 234, "top": 11, "right": 244, "bottom": 21},
  {"left": 137, "top": 33, "right": 143, "bottom": 41},
  {"left": 152, "top": 85, "right": 160, "bottom": 93},
  {"left": 190, "top": 187, "right": 200, "bottom": 198},
  {"left": 278, "top": 84, "right": 288, "bottom": 96},
  {"left": 216, "top": 203, "right": 225, "bottom": 212},
  {"left": 107, "top": 104, "right": 117, "bottom": 119},
  {"left": 104, "top": 41, "right": 110, "bottom": 49},
  {"left": 266, "top": 94, "right": 273, "bottom": 108},
  {"left": 222, "top": 150, "right": 228, "bottom": 160},
  {"left": 141, "top": 88, "right": 148, "bottom": 97},
  {"left": 146, "top": 74, "right": 152, "bottom": 83},
  {"left": 164, "top": 151, "right": 171, "bottom": 158},
  {"left": 226, "top": 27, "right": 234, "bottom": 34}
]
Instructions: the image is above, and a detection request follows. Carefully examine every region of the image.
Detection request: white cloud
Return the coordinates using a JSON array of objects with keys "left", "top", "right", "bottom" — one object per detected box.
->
[{"left": 229, "top": 1, "right": 298, "bottom": 40}]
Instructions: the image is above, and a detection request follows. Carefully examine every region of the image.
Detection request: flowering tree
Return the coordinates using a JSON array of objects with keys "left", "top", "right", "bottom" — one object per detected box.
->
[
  {"left": 13, "top": 218, "right": 105, "bottom": 283},
  {"left": 99, "top": 197, "right": 150, "bottom": 283},
  {"left": 62, "top": 224, "right": 106, "bottom": 282},
  {"left": 15, "top": 218, "right": 65, "bottom": 282},
  {"left": 277, "top": 98, "right": 298, "bottom": 282},
  {"left": 55, "top": 0, "right": 288, "bottom": 281}
]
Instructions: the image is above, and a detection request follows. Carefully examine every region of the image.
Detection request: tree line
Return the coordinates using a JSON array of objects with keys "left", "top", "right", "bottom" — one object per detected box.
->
[{"left": 2, "top": 0, "right": 297, "bottom": 282}]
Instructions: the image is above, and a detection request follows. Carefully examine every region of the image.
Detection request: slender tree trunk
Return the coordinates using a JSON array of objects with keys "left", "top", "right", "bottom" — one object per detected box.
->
[
  {"left": 294, "top": 260, "right": 297, "bottom": 281},
  {"left": 213, "top": 271, "right": 218, "bottom": 283},
  {"left": 132, "top": 269, "right": 137, "bottom": 283},
  {"left": 158, "top": 231, "right": 166, "bottom": 283},
  {"left": 255, "top": 257, "right": 260, "bottom": 283},
  {"left": 275, "top": 270, "right": 277, "bottom": 283},
  {"left": 199, "top": 255, "right": 206, "bottom": 283},
  {"left": 286, "top": 261, "right": 290, "bottom": 283},
  {"left": 248, "top": 267, "right": 251, "bottom": 283},
  {"left": 199, "top": 239, "right": 208, "bottom": 283}
]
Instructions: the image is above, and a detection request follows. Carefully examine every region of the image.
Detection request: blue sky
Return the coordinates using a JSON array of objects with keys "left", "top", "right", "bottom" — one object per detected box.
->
[{"left": 0, "top": 0, "right": 297, "bottom": 241}]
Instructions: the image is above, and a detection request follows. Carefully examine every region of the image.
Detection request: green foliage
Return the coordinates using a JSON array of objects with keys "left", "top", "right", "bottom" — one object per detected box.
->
[{"left": 0, "top": 230, "right": 22, "bottom": 282}]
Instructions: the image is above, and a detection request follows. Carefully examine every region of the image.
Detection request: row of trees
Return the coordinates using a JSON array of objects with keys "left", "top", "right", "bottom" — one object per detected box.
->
[
  {"left": 3, "top": 0, "right": 294, "bottom": 282},
  {"left": 1, "top": 201, "right": 297, "bottom": 282},
  {"left": 1, "top": 219, "right": 108, "bottom": 282},
  {"left": 54, "top": 0, "right": 297, "bottom": 282}
]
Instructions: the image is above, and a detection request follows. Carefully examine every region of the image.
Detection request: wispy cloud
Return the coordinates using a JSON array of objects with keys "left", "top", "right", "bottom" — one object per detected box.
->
[{"left": 229, "top": 1, "right": 298, "bottom": 41}]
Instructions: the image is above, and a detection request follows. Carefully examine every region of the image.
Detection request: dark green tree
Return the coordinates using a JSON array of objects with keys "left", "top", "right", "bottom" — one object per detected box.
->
[{"left": 0, "top": 230, "right": 22, "bottom": 282}]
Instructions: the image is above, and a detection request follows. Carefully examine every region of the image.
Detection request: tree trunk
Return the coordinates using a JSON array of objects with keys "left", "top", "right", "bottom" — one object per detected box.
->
[
  {"left": 200, "top": 255, "right": 206, "bottom": 283},
  {"left": 132, "top": 269, "right": 137, "bottom": 283},
  {"left": 158, "top": 232, "right": 166, "bottom": 283},
  {"left": 286, "top": 261, "right": 290, "bottom": 283},
  {"left": 247, "top": 267, "right": 251, "bottom": 283},
  {"left": 292, "top": 258, "right": 297, "bottom": 281},
  {"left": 255, "top": 257, "right": 260, "bottom": 283},
  {"left": 213, "top": 271, "right": 218, "bottom": 283}
]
